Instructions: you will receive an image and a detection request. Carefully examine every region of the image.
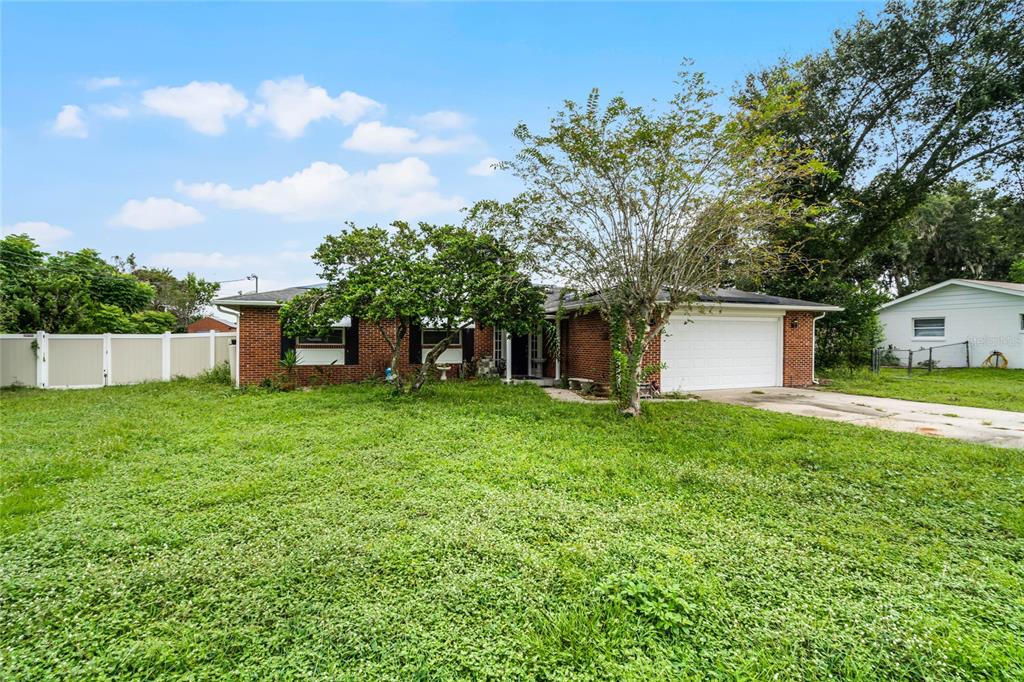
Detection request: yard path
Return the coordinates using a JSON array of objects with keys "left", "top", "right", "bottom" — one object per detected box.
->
[{"left": 696, "top": 387, "right": 1024, "bottom": 449}]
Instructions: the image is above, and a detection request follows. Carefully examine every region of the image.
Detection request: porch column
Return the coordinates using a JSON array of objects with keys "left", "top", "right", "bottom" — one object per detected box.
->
[
  {"left": 554, "top": 324, "right": 560, "bottom": 381},
  {"left": 505, "top": 331, "right": 512, "bottom": 382}
]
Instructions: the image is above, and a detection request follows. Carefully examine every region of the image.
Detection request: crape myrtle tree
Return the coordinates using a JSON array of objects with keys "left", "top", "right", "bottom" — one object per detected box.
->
[
  {"left": 735, "top": 0, "right": 1024, "bottom": 366},
  {"left": 280, "top": 221, "right": 544, "bottom": 393},
  {"left": 468, "top": 69, "right": 825, "bottom": 416}
]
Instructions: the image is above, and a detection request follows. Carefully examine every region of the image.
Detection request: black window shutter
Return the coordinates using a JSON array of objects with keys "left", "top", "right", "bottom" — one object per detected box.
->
[
  {"left": 280, "top": 329, "right": 296, "bottom": 359},
  {"left": 346, "top": 318, "right": 359, "bottom": 365},
  {"left": 409, "top": 323, "right": 422, "bottom": 364},
  {"left": 463, "top": 328, "right": 474, "bottom": 360}
]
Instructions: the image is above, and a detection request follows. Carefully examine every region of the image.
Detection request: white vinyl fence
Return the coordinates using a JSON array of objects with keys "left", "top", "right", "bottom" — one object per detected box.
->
[{"left": 0, "top": 331, "right": 237, "bottom": 389}]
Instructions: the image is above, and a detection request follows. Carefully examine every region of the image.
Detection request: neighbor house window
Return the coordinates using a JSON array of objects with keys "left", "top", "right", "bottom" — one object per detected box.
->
[
  {"left": 296, "top": 330, "right": 345, "bottom": 346},
  {"left": 912, "top": 318, "right": 945, "bottom": 338},
  {"left": 1019, "top": 313, "right": 1024, "bottom": 332},
  {"left": 422, "top": 329, "right": 461, "bottom": 346}
]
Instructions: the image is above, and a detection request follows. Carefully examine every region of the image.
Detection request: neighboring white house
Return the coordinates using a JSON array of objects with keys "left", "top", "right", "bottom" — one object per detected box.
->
[{"left": 878, "top": 279, "right": 1024, "bottom": 369}]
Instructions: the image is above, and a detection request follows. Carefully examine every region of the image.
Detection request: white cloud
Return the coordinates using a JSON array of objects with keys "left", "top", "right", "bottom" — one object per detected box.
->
[
  {"left": 342, "top": 121, "right": 477, "bottom": 155},
  {"left": 468, "top": 156, "right": 501, "bottom": 177},
  {"left": 177, "top": 157, "right": 463, "bottom": 221},
  {"left": 92, "top": 103, "right": 131, "bottom": 119},
  {"left": 84, "top": 76, "right": 127, "bottom": 90},
  {"left": 149, "top": 251, "right": 246, "bottom": 270},
  {"left": 412, "top": 110, "right": 471, "bottom": 130},
  {"left": 3, "top": 221, "right": 73, "bottom": 247},
  {"left": 51, "top": 105, "right": 88, "bottom": 138},
  {"left": 111, "top": 197, "right": 205, "bottom": 230},
  {"left": 142, "top": 81, "right": 248, "bottom": 135},
  {"left": 248, "top": 75, "right": 381, "bottom": 138}
]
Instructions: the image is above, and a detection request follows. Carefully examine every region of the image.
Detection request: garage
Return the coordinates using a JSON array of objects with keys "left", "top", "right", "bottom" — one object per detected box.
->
[{"left": 661, "top": 313, "right": 782, "bottom": 391}]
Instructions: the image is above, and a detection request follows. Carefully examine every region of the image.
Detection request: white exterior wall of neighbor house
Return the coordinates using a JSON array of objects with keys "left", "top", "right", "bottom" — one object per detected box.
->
[{"left": 878, "top": 283, "right": 1024, "bottom": 368}]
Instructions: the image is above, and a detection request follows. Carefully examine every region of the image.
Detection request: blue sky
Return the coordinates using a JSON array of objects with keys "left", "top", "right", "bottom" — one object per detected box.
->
[{"left": 2, "top": 1, "right": 879, "bottom": 294}]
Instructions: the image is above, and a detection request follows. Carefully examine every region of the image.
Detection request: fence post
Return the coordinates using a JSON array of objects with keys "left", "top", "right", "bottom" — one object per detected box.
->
[
  {"left": 965, "top": 341, "right": 970, "bottom": 368},
  {"left": 907, "top": 350, "right": 913, "bottom": 376},
  {"left": 928, "top": 347, "right": 933, "bottom": 374},
  {"left": 35, "top": 331, "right": 48, "bottom": 388},
  {"left": 209, "top": 330, "right": 217, "bottom": 368},
  {"left": 102, "top": 333, "right": 112, "bottom": 386},
  {"left": 162, "top": 331, "right": 171, "bottom": 381}
]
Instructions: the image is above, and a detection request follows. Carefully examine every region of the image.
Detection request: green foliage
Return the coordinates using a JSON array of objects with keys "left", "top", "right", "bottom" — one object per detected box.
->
[
  {"left": 129, "top": 310, "right": 177, "bottom": 334},
  {"left": 736, "top": 0, "right": 1024, "bottom": 367},
  {"left": 2, "top": 380, "right": 1022, "bottom": 678},
  {"left": 471, "top": 66, "right": 822, "bottom": 413},
  {"left": 132, "top": 268, "right": 220, "bottom": 331},
  {"left": 0, "top": 235, "right": 191, "bottom": 334},
  {"left": 195, "top": 361, "right": 232, "bottom": 385},
  {"left": 872, "top": 182, "right": 1024, "bottom": 295},
  {"left": 1010, "top": 258, "right": 1024, "bottom": 284},
  {"left": 282, "top": 222, "right": 544, "bottom": 393}
]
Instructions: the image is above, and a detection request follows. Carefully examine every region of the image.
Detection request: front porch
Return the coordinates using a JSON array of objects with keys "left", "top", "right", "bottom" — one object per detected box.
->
[{"left": 494, "top": 325, "right": 558, "bottom": 384}]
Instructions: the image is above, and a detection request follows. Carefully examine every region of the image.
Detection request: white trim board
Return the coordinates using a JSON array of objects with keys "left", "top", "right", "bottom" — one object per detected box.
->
[{"left": 880, "top": 279, "right": 1024, "bottom": 309}]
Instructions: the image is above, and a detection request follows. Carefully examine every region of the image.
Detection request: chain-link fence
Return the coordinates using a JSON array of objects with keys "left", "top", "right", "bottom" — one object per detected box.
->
[{"left": 871, "top": 341, "right": 971, "bottom": 374}]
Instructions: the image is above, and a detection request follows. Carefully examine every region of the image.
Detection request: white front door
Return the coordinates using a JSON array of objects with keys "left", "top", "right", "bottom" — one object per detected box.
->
[{"left": 661, "top": 313, "right": 782, "bottom": 391}]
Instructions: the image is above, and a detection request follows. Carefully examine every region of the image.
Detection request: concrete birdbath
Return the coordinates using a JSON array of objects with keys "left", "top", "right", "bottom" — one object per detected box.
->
[{"left": 437, "top": 365, "right": 451, "bottom": 381}]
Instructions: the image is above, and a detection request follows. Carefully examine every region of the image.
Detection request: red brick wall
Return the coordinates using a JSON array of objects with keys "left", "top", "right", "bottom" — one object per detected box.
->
[
  {"left": 238, "top": 309, "right": 499, "bottom": 386},
  {"left": 562, "top": 311, "right": 661, "bottom": 385},
  {"left": 475, "top": 325, "right": 494, "bottom": 359},
  {"left": 782, "top": 311, "right": 816, "bottom": 387}
]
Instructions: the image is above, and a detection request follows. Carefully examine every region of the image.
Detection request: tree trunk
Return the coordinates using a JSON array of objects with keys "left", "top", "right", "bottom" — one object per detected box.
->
[
  {"left": 410, "top": 335, "right": 451, "bottom": 393},
  {"left": 377, "top": 321, "right": 405, "bottom": 391},
  {"left": 622, "top": 356, "right": 644, "bottom": 417}
]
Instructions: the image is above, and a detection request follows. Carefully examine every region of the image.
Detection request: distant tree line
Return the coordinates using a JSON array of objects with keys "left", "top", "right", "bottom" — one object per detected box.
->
[{"left": 0, "top": 234, "right": 219, "bottom": 334}]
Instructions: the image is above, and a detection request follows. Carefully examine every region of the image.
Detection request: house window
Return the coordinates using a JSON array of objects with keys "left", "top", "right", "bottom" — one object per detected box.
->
[
  {"left": 493, "top": 328, "right": 504, "bottom": 361},
  {"left": 422, "top": 329, "right": 461, "bottom": 347},
  {"left": 296, "top": 330, "right": 345, "bottom": 346},
  {"left": 913, "top": 317, "right": 945, "bottom": 338},
  {"left": 1019, "top": 313, "right": 1024, "bottom": 332}
]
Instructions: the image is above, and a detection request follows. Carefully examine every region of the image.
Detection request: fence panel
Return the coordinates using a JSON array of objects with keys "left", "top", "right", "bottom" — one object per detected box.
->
[
  {"left": 873, "top": 341, "right": 971, "bottom": 374},
  {"left": 48, "top": 336, "right": 105, "bottom": 388},
  {"left": 0, "top": 336, "right": 37, "bottom": 387},
  {"left": 170, "top": 335, "right": 210, "bottom": 377},
  {"left": 110, "top": 336, "right": 163, "bottom": 384},
  {"left": 1, "top": 331, "right": 237, "bottom": 388},
  {"left": 215, "top": 334, "right": 233, "bottom": 366}
]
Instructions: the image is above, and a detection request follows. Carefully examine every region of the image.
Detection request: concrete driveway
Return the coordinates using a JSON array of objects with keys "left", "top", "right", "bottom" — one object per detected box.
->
[{"left": 695, "top": 387, "right": 1024, "bottom": 449}]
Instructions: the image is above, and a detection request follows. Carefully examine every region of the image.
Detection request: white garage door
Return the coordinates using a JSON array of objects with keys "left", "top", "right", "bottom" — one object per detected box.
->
[{"left": 661, "top": 314, "right": 781, "bottom": 391}]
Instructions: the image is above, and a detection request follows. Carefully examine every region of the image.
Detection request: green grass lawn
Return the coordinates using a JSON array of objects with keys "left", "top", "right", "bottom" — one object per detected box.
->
[
  {"left": 2, "top": 379, "right": 1022, "bottom": 680},
  {"left": 820, "top": 367, "right": 1024, "bottom": 412}
]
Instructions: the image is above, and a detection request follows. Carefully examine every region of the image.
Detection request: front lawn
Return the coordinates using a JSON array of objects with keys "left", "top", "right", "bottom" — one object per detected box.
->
[
  {"left": 2, "top": 380, "right": 1022, "bottom": 680},
  {"left": 820, "top": 367, "right": 1024, "bottom": 412}
]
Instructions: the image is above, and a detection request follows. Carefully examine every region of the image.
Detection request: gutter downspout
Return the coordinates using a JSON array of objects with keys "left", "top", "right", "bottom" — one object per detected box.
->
[{"left": 812, "top": 313, "right": 826, "bottom": 385}]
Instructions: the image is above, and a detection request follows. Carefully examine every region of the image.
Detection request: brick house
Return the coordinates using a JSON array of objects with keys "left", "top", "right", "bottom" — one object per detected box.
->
[
  {"left": 186, "top": 316, "right": 237, "bottom": 333},
  {"left": 213, "top": 285, "right": 839, "bottom": 390}
]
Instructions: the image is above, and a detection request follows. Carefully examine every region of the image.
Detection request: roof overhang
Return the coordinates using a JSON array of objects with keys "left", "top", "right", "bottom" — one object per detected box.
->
[
  {"left": 549, "top": 299, "right": 842, "bottom": 314},
  {"left": 212, "top": 299, "right": 283, "bottom": 308},
  {"left": 879, "top": 279, "right": 1024, "bottom": 310}
]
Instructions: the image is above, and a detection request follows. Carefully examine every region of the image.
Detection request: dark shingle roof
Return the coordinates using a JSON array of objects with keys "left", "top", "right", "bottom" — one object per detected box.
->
[
  {"left": 213, "top": 284, "right": 325, "bottom": 307},
  {"left": 215, "top": 282, "right": 839, "bottom": 312},
  {"left": 548, "top": 287, "right": 840, "bottom": 312}
]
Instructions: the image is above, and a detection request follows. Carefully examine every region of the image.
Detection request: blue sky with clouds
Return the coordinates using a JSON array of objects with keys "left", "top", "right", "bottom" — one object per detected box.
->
[{"left": 3, "top": 1, "right": 879, "bottom": 294}]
